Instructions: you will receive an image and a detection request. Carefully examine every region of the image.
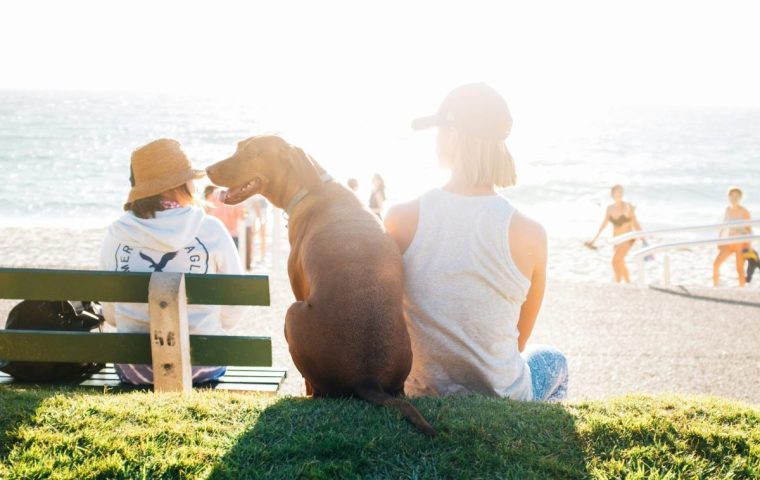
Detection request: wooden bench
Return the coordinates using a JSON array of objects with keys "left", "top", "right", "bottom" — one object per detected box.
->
[{"left": 0, "top": 268, "right": 286, "bottom": 393}]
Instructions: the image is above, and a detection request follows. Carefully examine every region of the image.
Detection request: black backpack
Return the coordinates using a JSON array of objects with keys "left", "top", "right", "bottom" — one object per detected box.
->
[{"left": 0, "top": 300, "right": 105, "bottom": 382}]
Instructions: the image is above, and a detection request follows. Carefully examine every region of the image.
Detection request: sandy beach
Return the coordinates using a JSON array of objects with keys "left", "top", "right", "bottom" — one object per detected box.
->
[{"left": 1, "top": 225, "right": 758, "bottom": 404}]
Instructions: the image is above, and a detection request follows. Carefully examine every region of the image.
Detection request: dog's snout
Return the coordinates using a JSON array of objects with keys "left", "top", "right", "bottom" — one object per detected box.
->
[
  {"left": 206, "top": 161, "right": 229, "bottom": 186},
  {"left": 205, "top": 165, "right": 218, "bottom": 183}
]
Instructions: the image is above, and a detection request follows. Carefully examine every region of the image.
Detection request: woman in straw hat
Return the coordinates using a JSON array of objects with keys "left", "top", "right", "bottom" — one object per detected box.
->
[
  {"left": 99, "top": 138, "right": 243, "bottom": 385},
  {"left": 385, "top": 83, "right": 567, "bottom": 402}
]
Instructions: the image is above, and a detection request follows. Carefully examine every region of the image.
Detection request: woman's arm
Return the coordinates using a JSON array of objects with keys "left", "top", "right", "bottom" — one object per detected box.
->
[
  {"left": 720, "top": 207, "right": 730, "bottom": 237},
  {"left": 512, "top": 215, "right": 548, "bottom": 352},
  {"left": 98, "top": 232, "right": 118, "bottom": 327},
  {"left": 588, "top": 209, "right": 610, "bottom": 245},
  {"left": 629, "top": 204, "right": 642, "bottom": 231},
  {"left": 210, "top": 219, "right": 246, "bottom": 330},
  {"left": 743, "top": 207, "right": 752, "bottom": 234}
]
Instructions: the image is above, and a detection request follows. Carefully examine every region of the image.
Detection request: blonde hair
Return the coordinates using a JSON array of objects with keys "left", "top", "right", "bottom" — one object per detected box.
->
[
  {"left": 444, "top": 129, "right": 516, "bottom": 188},
  {"left": 728, "top": 186, "right": 743, "bottom": 197}
]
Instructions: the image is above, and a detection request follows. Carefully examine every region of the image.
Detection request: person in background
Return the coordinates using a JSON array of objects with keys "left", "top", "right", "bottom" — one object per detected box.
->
[
  {"left": 586, "top": 185, "right": 642, "bottom": 283},
  {"left": 385, "top": 83, "right": 567, "bottom": 402},
  {"left": 713, "top": 186, "right": 752, "bottom": 287},
  {"left": 369, "top": 173, "right": 386, "bottom": 218},
  {"left": 99, "top": 138, "right": 243, "bottom": 385},
  {"left": 244, "top": 194, "right": 268, "bottom": 269},
  {"left": 347, "top": 177, "right": 359, "bottom": 193},
  {"left": 204, "top": 185, "right": 245, "bottom": 247},
  {"left": 745, "top": 248, "right": 759, "bottom": 283},
  {"left": 204, "top": 185, "right": 216, "bottom": 202}
]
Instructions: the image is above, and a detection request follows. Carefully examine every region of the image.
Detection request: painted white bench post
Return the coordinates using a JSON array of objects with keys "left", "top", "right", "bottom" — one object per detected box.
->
[
  {"left": 148, "top": 272, "right": 192, "bottom": 393},
  {"left": 237, "top": 218, "right": 247, "bottom": 266}
]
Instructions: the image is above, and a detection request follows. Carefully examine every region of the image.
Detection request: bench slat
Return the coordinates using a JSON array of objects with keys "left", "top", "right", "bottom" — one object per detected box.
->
[
  {"left": 0, "top": 331, "right": 272, "bottom": 366},
  {"left": 0, "top": 366, "right": 285, "bottom": 393},
  {"left": 95, "top": 366, "right": 288, "bottom": 376},
  {"left": 0, "top": 268, "right": 270, "bottom": 306},
  {"left": 83, "top": 373, "right": 282, "bottom": 384},
  {"left": 77, "top": 381, "right": 281, "bottom": 393}
]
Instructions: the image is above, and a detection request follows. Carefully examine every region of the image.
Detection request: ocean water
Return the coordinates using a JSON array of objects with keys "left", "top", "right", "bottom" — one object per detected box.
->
[{"left": 1, "top": 89, "right": 759, "bottom": 286}]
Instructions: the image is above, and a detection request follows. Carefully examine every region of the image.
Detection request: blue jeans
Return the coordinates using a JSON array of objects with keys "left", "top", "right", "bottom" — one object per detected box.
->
[{"left": 522, "top": 344, "right": 568, "bottom": 401}]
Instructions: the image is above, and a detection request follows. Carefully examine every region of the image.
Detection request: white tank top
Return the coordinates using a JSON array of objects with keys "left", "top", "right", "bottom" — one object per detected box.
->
[{"left": 402, "top": 188, "right": 532, "bottom": 400}]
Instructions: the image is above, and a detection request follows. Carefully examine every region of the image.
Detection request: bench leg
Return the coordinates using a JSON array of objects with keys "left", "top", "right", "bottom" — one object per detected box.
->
[{"left": 148, "top": 272, "right": 192, "bottom": 394}]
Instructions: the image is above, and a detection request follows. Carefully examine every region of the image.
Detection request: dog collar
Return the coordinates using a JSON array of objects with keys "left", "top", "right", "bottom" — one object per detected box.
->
[{"left": 285, "top": 173, "right": 333, "bottom": 218}]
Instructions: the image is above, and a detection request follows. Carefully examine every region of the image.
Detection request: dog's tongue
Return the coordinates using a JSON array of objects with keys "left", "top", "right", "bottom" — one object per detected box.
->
[
  {"left": 218, "top": 179, "right": 259, "bottom": 205},
  {"left": 219, "top": 188, "right": 240, "bottom": 205}
]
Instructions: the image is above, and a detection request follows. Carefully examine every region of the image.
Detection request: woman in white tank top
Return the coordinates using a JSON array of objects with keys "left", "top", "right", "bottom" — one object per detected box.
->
[{"left": 385, "top": 83, "right": 567, "bottom": 401}]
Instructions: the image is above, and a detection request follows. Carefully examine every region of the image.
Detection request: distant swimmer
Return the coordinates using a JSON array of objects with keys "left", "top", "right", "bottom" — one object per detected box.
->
[
  {"left": 713, "top": 186, "right": 752, "bottom": 287},
  {"left": 586, "top": 184, "right": 642, "bottom": 283}
]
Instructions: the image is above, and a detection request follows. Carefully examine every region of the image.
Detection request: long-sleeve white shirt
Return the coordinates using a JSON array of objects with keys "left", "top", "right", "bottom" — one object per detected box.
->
[{"left": 99, "top": 206, "right": 244, "bottom": 334}]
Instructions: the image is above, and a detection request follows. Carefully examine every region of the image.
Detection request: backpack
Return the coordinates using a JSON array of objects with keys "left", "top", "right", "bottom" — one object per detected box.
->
[{"left": 0, "top": 300, "right": 105, "bottom": 382}]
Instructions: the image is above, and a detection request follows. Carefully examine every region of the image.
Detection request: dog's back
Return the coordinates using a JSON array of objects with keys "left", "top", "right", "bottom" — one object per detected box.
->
[
  {"left": 284, "top": 184, "right": 434, "bottom": 435},
  {"left": 289, "top": 185, "right": 410, "bottom": 388}
]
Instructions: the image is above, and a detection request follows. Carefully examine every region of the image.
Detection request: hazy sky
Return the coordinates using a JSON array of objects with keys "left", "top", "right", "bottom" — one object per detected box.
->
[{"left": 2, "top": 0, "right": 760, "bottom": 112}]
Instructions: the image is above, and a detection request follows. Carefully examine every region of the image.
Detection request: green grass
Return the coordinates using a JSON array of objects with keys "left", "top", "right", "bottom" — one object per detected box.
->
[{"left": 0, "top": 387, "right": 757, "bottom": 479}]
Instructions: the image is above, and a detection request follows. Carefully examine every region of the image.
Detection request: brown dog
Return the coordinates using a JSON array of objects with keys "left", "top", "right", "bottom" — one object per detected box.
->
[{"left": 206, "top": 135, "right": 434, "bottom": 436}]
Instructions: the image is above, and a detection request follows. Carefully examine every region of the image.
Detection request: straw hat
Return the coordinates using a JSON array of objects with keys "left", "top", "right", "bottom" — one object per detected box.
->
[{"left": 126, "top": 138, "right": 205, "bottom": 204}]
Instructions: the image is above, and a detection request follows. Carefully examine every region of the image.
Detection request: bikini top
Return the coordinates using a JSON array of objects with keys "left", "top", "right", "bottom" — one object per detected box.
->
[{"left": 609, "top": 214, "right": 631, "bottom": 227}]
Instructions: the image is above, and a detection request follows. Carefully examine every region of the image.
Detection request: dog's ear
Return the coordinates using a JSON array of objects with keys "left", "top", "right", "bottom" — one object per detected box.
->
[{"left": 287, "top": 145, "right": 322, "bottom": 191}]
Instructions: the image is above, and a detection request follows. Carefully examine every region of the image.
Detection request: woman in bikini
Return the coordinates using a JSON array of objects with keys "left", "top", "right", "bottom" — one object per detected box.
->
[
  {"left": 713, "top": 186, "right": 752, "bottom": 287},
  {"left": 586, "top": 185, "right": 641, "bottom": 283}
]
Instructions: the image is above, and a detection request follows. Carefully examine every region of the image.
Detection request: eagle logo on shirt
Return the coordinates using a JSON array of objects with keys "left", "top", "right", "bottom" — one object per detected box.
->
[
  {"left": 114, "top": 239, "right": 209, "bottom": 274},
  {"left": 139, "top": 251, "right": 178, "bottom": 272}
]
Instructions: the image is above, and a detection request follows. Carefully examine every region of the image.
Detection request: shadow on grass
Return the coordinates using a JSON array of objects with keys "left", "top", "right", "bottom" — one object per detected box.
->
[
  {"left": 0, "top": 386, "right": 58, "bottom": 464},
  {"left": 208, "top": 395, "right": 589, "bottom": 479}
]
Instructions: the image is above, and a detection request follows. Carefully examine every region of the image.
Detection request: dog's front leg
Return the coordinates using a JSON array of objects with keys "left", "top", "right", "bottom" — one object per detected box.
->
[{"left": 287, "top": 251, "right": 310, "bottom": 300}]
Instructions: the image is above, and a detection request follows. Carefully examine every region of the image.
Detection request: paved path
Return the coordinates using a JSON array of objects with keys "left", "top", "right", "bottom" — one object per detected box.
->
[
  {"left": 533, "top": 281, "right": 760, "bottom": 404},
  {"left": 253, "top": 276, "right": 760, "bottom": 404}
]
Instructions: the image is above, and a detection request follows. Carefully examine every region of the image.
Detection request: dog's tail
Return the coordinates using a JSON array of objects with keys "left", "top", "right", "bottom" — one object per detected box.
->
[{"left": 353, "top": 379, "right": 436, "bottom": 437}]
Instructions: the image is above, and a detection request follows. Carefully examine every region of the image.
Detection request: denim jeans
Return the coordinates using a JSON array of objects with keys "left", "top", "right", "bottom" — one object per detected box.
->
[{"left": 522, "top": 344, "right": 568, "bottom": 401}]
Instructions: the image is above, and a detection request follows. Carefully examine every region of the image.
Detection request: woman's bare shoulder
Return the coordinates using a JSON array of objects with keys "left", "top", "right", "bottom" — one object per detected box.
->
[
  {"left": 384, "top": 199, "right": 420, "bottom": 253},
  {"left": 385, "top": 199, "right": 419, "bottom": 226},
  {"left": 509, "top": 211, "right": 547, "bottom": 278},
  {"left": 511, "top": 211, "right": 547, "bottom": 245}
]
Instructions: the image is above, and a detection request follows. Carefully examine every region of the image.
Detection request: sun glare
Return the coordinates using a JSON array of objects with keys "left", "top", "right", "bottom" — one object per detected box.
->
[{"left": 1, "top": 0, "right": 759, "bottom": 225}]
